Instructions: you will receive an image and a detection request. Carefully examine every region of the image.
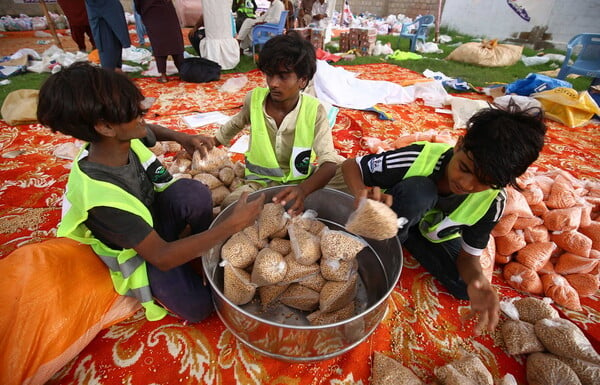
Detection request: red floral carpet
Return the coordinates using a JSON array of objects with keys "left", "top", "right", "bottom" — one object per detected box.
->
[{"left": 1, "top": 64, "right": 599, "bottom": 384}]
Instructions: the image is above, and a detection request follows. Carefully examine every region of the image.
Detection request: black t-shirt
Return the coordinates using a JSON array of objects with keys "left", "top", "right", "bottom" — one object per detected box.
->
[
  {"left": 356, "top": 143, "right": 505, "bottom": 253},
  {"left": 79, "top": 129, "right": 159, "bottom": 250}
]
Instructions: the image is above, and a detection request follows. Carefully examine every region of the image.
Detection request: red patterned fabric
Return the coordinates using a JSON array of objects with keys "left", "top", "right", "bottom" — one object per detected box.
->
[{"left": 1, "top": 64, "right": 599, "bottom": 384}]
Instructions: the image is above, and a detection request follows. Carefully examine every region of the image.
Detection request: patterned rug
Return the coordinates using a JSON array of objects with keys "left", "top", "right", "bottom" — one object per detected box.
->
[{"left": 1, "top": 63, "right": 599, "bottom": 384}]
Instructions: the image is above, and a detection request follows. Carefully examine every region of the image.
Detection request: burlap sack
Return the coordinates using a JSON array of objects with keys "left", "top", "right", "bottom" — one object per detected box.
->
[
  {"left": 446, "top": 40, "right": 523, "bottom": 67},
  {"left": 1, "top": 89, "right": 39, "bottom": 125}
]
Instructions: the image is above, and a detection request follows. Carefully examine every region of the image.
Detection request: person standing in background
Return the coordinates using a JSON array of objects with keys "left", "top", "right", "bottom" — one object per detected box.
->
[
  {"left": 310, "top": 0, "right": 328, "bottom": 28},
  {"left": 232, "top": 0, "right": 257, "bottom": 33},
  {"left": 57, "top": 0, "right": 96, "bottom": 52},
  {"left": 134, "top": 10, "right": 148, "bottom": 46},
  {"left": 84, "top": 0, "right": 130, "bottom": 71},
  {"left": 236, "top": 0, "right": 284, "bottom": 54},
  {"left": 299, "top": 0, "right": 315, "bottom": 27},
  {"left": 134, "top": 0, "right": 185, "bottom": 83}
]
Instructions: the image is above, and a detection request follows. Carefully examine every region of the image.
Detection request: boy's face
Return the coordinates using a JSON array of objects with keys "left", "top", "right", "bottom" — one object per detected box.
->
[
  {"left": 265, "top": 70, "right": 306, "bottom": 103},
  {"left": 446, "top": 143, "right": 493, "bottom": 195}
]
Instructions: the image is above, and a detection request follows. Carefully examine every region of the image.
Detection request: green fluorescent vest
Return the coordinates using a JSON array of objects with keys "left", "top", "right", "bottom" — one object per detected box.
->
[
  {"left": 245, "top": 87, "right": 318, "bottom": 184},
  {"left": 237, "top": 0, "right": 255, "bottom": 17},
  {"left": 404, "top": 141, "right": 500, "bottom": 243},
  {"left": 58, "top": 139, "right": 175, "bottom": 321}
]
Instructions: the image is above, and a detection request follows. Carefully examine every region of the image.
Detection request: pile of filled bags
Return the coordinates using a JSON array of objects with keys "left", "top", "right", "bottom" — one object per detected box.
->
[{"left": 490, "top": 168, "right": 599, "bottom": 310}]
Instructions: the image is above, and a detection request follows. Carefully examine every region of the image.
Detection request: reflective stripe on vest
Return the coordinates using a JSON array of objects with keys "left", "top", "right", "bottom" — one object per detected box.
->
[
  {"left": 57, "top": 139, "right": 174, "bottom": 321},
  {"left": 245, "top": 87, "right": 318, "bottom": 184},
  {"left": 403, "top": 141, "right": 500, "bottom": 243}
]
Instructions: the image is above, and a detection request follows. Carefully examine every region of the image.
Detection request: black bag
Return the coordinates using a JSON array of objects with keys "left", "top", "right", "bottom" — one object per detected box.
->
[{"left": 179, "top": 57, "right": 221, "bottom": 83}]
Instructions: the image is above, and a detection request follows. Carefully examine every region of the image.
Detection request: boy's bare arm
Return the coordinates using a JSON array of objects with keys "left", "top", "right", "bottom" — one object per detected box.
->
[
  {"left": 457, "top": 249, "right": 500, "bottom": 335},
  {"left": 134, "top": 192, "right": 264, "bottom": 270},
  {"left": 273, "top": 161, "right": 336, "bottom": 216}
]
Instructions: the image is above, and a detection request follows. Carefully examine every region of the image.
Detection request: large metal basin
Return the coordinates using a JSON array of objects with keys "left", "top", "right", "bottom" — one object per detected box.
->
[{"left": 204, "top": 186, "right": 403, "bottom": 362}]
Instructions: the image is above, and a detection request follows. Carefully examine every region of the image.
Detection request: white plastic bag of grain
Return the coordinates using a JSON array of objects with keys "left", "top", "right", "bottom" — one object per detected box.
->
[
  {"left": 527, "top": 352, "right": 582, "bottom": 385},
  {"left": 193, "top": 173, "right": 223, "bottom": 189},
  {"left": 211, "top": 185, "right": 231, "bottom": 206},
  {"left": 514, "top": 296, "right": 559, "bottom": 324},
  {"left": 370, "top": 351, "right": 425, "bottom": 385},
  {"left": 251, "top": 248, "right": 288, "bottom": 286},
  {"left": 498, "top": 373, "right": 518, "bottom": 385},
  {"left": 320, "top": 274, "right": 358, "bottom": 313},
  {"left": 435, "top": 355, "right": 493, "bottom": 385},
  {"left": 306, "top": 301, "right": 355, "bottom": 326},
  {"left": 320, "top": 256, "right": 358, "bottom": 282},
  {"left": 320, "top": 229, "right": 367, "bottom": 261},
  {"left": 280, "top": 254, "right": 320, "bottom": 284},
  {"left": 218, "top": 166, "right": 235, "bottom": 185},
  {"left": 223, "top": 262, "right": 256, "bottom": 305},
  {"left": 290, "top": 209, "right": 319, "bottom": 230},
  {"left": 269, "top": 238, "right": 291, "bottom": 255},
  {"left": 279, "top": 283, "right": 320, "bottom": 311},
  {"left": 298, "top": 272, "right": 326, "bottom": 292},
  {"left": 558, "top": 356, "right": 600, "bottom": 385},
  {"left": 258, "top": 283, "right": 289, "bottom": 309},
  {"left": 345, "top": 198, "right": 403, "bottom": 240},
  {"left": 501, "top": 319, "right": 545, "bottom": 355},
  {"left": 499, "top": 298, "right": 521, "bottom": 321},
  {"left": 288, "top": 223, "right": 322, "bottom": 265},
  {"left": 258, "top": 203, "right": 288, "bottom": 239},
  {"left": 534, "top": 318, "right": 600, "bottom": 364},
  {"left": 191, "top": 147, "right": 231, "bottom": 173},
  {"left": 242, "top": 223, "right": 268, "bottom": 249},
  {"left": 221, "top": 232, "right": 258, "bottom": 268}
]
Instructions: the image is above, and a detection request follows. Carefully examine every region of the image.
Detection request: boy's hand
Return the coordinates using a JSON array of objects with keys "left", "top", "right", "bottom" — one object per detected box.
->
[
  {"left": 465, "top": 278, "right": 500, "bottom": 336},
  {"left": 179, "top": 134, "right": 216, "bottom": 157},
  {"left": 355, "top": 187, "right": 393, "bottom": 208},
  {"left": 272, "top": 185, "right": 306, "bottom": 216},
  {"left": 225, "top": 192, "right": 265, "bottom": 232}
]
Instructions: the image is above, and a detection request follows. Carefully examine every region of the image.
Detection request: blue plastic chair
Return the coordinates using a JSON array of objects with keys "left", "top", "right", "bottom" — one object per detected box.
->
[
  {"left": 251, "top": 11, "right": 288, "bottom": 60},
  {"left": 557, "top": 33, "right": 600, "bottom": 80},
  {"left": 399, "top": 15, "right": 435, "bottom": 52}
]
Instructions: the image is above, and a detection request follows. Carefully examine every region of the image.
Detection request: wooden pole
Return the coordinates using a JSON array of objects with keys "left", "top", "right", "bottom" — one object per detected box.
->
[
  {"left": 39, "top": 0, "right": 63, "bottom": 49},
  {"left": 434, "top": 0, "right": 443, "bottom": 43}
]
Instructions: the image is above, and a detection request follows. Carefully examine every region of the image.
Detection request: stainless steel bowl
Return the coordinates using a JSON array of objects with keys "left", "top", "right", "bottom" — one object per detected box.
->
[{"left": 204, "top": 186, "right": 403, "bottom": 362}]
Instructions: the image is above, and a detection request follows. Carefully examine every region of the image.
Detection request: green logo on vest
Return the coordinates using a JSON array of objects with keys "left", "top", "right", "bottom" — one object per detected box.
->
[{"left": 294, "top": 150, "right": 311, "bottom": 175}]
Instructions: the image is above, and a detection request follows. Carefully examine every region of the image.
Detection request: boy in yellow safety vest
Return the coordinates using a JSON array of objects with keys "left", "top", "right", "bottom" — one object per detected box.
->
[
  {"left": 203, "top": 32, "right": 345, "bottom": 216},
  {"left": 342, "top": 105, "right": 547, "bottom": 336},
  {"left": 37, "top": 62, "right": 264, "bottom": 323}
]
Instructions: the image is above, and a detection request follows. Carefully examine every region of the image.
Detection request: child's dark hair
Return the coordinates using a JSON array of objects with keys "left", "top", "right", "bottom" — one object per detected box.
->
[
  {"left": 462, "top": 103, "right": 547, "bottom": 189},
  {"left": 37, "top": 62, "right": 145, "bottom": 142},
  {"left": 257, "top": 31, "right": 316, "bottom": 82}
]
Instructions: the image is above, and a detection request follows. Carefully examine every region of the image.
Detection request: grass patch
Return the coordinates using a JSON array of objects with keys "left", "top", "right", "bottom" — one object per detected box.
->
[{"left": 0, "top": 28, "right": 593, "bottom": 113}]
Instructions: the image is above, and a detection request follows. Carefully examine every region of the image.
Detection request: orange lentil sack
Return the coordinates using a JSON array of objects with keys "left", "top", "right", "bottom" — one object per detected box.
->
[
  {"left": 516, "top": 242, "right": 556, "bottom": 272},
  {"left": 496, "top": 230, "right": 527, "bottom": 256},
  {"left": 546, "top": 174, "right": 579, "bottom": 209},
  {"left": 503, "top": 261, "right": 544, "bottom": 295},
  {"left": 524, "top": 225, "right": 550, "bottom": 244},
  {"left": 552, "top": 231, "right": 592, "bottom": 258},
  {"left": 541, "top": 273, "right": 582, "bottom": 311},
  {"left": 504, "top": 187, "right": 534, "bottom": 217},
  {"left": 543, "top": 207, "right": 582, "bottom": 232},
  {"left": 565, "top": 273, "right": 600, "bottom": 298},
  {"left": 580, "top": 221, "right": 600, "bottom": 250},
  {"left": 554, "top": 252, "right": 599, "bottom": 275},
  {"left": 530, "top": 201, "right": 549, "bottom": 217},
  {"left": 513, "top": 216, "right": 544, "bottom": 230},
  {"left": 492, "top": 213, "right": 518, "bottom": 237},
  {"left": 522, "top": 184, "right": 545, "bottom": 205}
]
